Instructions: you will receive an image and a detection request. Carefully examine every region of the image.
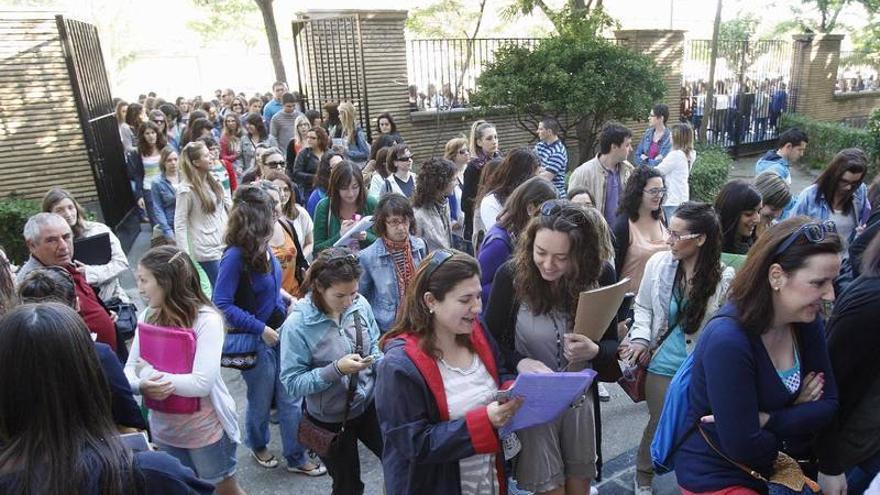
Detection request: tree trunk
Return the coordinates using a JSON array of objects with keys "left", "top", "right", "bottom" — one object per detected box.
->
[
  {"left": 576, "top": 116, "right": 598, "bottom": 164},
  {"left": 699, "top": 0, "right": 722, "bottom": 144},
  {"left": 254, "top": 0, "right": 286, "bottom": 83}
]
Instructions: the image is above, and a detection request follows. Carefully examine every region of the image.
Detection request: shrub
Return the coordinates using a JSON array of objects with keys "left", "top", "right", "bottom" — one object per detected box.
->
[
  {"left": 0, "top": 195, "right": 40, "bottom": 265},
  {"left": 690, "top": 143, "right": 732, "bottom": 203},
  {"left": 779, "top": 113, "right": 878, "bottom": 177}
]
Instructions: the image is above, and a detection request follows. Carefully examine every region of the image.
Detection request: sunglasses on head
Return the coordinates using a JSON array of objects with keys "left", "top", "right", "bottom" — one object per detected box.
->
[
  {"left": 423, "top": 248, "right": 455, "bottom": 281},
  {"left": 324, "top": 248, "right": 358, "bottom": 265},
  {"left": 774, "top": 221, "right": 837, "bottom": 256},
  {"left": 540, "top": 199, "right": 587, "bottom": 226}
]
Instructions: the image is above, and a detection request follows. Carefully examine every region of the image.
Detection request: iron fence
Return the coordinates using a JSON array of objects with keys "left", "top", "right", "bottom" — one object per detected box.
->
[
  {"left": 406, "top": 38, "right": 541, "bottom": 111},
  {"left": 836, "top": 51, "right": 879, "bottom": 94},
  {"left": 681, "top": 39, "right": 793, "bottom": 154}
]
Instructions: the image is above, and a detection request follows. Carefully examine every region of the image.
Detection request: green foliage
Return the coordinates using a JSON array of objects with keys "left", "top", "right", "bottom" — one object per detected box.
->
[
  {"left": 189, "top": 0, "right": 260, "bottom": 47},
  {"left": 0, "top": 196, "right": 40, "bottom": 266},
  {"left": 470, "top": 31, "right": 665, "bottom": 161},
  {"left": 779, "top": 113, "right": 878, "bottom": 177},
  {"left": 407, "top": 0, "right": 482, "bottom": 38},
  {"left": 501, "top": 0, "right": 616, "bottom": 35},
  {"left": 867, "top": 107, "right": 880, "bottom": 174},
  {"left": 778, "top": 0, "right": 879, "bottom": 33},
  {"left": 690, "top": 144, "right": 732, "bottom": 203},
  {"left": 719, "top": 13, "right": 760, "bottom": 40}
]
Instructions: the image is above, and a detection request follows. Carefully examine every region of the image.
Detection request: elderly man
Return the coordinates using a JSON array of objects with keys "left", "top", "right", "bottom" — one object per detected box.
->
[{"left": 17, "top": 213, "right": 117, "bottom": 350}]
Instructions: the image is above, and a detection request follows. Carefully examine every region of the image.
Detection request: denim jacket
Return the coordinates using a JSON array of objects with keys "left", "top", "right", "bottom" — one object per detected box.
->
[
  {"left": 150, "top": 175, "right": 177, "bottom": 237},
  {"left": 279, "top": 294, "right": 382, "bottom": 423},
  {"left": 794, "top": 183, "right": 870, "bottom": 244},
  {"left": 358, "top": 236, "right": 427, "bottom": 332},
  {"left": 634, "top": 127, "right": 672, "bottom": 167}
]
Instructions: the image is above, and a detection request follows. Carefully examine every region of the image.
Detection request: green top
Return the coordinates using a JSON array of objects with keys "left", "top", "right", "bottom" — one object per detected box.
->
[
  {"left": 720, "top": 251, "right": 748, "bottom": 270},
  {"left": 313, "top": 195, "right": 379, "bottom": 254}
]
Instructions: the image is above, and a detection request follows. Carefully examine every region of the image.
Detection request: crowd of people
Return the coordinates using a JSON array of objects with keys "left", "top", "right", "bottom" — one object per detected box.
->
[{"left": 1, "top": 81, "right": 880, "bottom": 495}]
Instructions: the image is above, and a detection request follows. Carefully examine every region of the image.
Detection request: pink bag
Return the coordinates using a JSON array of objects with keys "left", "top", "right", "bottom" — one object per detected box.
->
[{"left": 137, "top": 322, "right": 199, "bottom": 414}]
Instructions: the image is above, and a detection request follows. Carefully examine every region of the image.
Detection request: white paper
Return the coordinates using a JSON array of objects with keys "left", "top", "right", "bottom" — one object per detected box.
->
[{"left": 333, "top": 215, "right": 374, "bottom": 247}]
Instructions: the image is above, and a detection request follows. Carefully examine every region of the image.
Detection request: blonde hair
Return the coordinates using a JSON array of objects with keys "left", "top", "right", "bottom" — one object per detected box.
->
[
  {"left": 338, "top": 101, "right": 357, "bottom": 145},
  {"left": 469, "top": 120, "right": 495, "bottom": 156},
  {"left": 179, "top": 141, "right": 223, "bottom": 214},
  {"left": 444, "top": 137, "right": 468, "bottom": 161},
  {"left": 294, "top": 114, "right": 311, "bottom": 146},
  {"left": 670, "top": 122, "right": 695, "bottom": 164}
]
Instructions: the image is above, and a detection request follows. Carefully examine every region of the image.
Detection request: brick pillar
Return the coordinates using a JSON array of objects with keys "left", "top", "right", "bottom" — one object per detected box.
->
[
  {"left": 789, "top": 33, "right": 844, "bottom": 121},
  {"left": 614, "top": 29, "right": 686, "bottom": 135}
]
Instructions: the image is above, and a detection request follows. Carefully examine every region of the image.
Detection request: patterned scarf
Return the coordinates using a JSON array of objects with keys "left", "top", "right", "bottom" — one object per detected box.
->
[{"left": 383, "top": 237, "right": 416, "bottom": 317}]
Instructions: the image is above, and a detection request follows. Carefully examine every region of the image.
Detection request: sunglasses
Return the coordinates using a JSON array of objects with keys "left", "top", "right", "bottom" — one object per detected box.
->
[
  {"left": 397, "top": 155, "right": 414, "bottom": 162},
  {"left": 423, "top": 248, "right": 455, "bottom": 281},
  {"left": 324, "top": 248, "right": 358, "bottom": 265},
  {"left": 457, "top": 149, "right": 470, "bottom": 155},
  {"left": 265, "top": 160, "right": 285, "bottom": 169},
  {"left": 774, "top": 221, "right": 837, "bottom": 256},
  {"left": 540, "top": 199, "right": 588, "bottom": 226}
]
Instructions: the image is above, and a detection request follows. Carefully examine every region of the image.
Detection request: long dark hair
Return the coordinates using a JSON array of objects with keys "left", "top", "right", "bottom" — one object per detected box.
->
[
  {"left": 670, "top": 202, "right": 723, "bottom": 334},
  {"left": 314, "top": 151, "right": 340, "bottom": 191},
  {"left": 17, "top": 267, "right": 76, "bottom": 307},
  {"left": 140, "top": 246, "right": 214, "bottom": 328},
  {"left": 477, "top": 147, "right": 539, "bottom": 207},
  {"left": 136, "top": 121, "right": 167, "bottom": 156},
  {"left": 381, "top": 251, "right": 479, "bottom": 356},
  {"left": 714, "top": 180, "right": 762, "bottom": 253},
  {"left": 728, "top": 216, "right": 841, "bottom": 336},
  {"left": 815, "top": 148, "right": 868, "bottom": 215},
  {"left": 412, "top": 158, "right": 456, "bottom": 208},
  {"left": 497, "top": 177, "right": 557, "bottom": 234},
  {"left": 513, "top": 202, "right": 613, "bottom": 319},
  {"left": 619, "top": 166, "right": 664, "bottom": 221},
  {"left": 375, "top": 112, "right": 398, "bottom": 135},
  {"left": 0, "top": 303, "right": 135, "bottom": 494},
  {"left": 245, "top": 112, "right": 269, "bottom": 141},
  {"left": 298, "top": 247, "right": 363, "bottom": 315},
  {"left": 328, "top": 161, "right": 367, "bottom": 217},
  {"left": 225, "top": 185, "right": 276, "bottom": 273}
]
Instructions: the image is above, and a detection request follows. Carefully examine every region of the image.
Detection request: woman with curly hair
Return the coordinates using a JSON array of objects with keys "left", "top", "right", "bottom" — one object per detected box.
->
[
  {"left": 612, "top": 166, "right": 669, "bottom": 294},
  {"left": 483, "top": 200, "right": 620, "bottom": 495},
  {"left": 412, "top": 158, "right": 457, "bottom": 253}
]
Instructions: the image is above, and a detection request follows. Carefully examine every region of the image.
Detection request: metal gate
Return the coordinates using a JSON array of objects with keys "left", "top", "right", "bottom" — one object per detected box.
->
[
  {"left": 292, "top": 13, "right": 371, "bottom": 143},
  {"left": 681, "top": 39, "right": 794, "bottom": 156},
  {"left": 56, "top": 15, "right": 136, "bottom": 241}
]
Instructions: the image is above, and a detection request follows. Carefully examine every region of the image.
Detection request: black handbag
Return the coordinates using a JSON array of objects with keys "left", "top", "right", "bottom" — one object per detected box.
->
[
  {"left": 297, "top": 311, "right": 363, "bottom": 457},
  {"left": 105, "top": 297, "right": 138, "bottom": 342}
]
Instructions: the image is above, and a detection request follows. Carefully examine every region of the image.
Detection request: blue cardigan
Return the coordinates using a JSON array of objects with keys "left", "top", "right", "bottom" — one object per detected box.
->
[
  {"left": 213, "top": 247, "right": 286, "bottom": 335},
  {"left": 375, "top": 322, "right": 514, "bottom": 495},
  {"left": 675, "top": 304, "right": 838, "bottom": 493}
]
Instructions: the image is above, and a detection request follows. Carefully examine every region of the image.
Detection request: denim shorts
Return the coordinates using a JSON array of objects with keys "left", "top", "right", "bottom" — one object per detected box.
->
[{"left": 155, "top": 432, "right": 237, "bottom": 485}]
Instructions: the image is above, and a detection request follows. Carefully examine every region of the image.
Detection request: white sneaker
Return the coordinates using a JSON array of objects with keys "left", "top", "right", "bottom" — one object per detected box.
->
[
  {"left": 633, "top": 477, "right": 652, "bottom": 495},
  {"left": 590, "top": 486, "right": 599, "bottom": 495},
  {"left": 598, "top": 382, "right": 610, "bottom": 402}
]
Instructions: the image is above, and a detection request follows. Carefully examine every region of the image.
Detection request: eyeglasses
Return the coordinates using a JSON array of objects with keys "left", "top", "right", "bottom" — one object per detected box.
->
[
  {"left": 667, "top": 231, "right": 702, "bottom": 242},
  {"left": 774, "top": 220, "right": 837, "bottom": 256},
  {"left": 423, "top": 248, "right": 455, "bottom": 281},
  {"left": 838, "top": 176, "right": 863, "bottom": 188},
  {"left": 643, "top": 187, "right": 667, "bottom": 197},
  {"left": 457, "top": 149, "right": 470, "bottom": 155},
  {"left": 265, "top": 160, "right": 285, "bottom": 169},
  {"left": 386, "top": 217, "right": 410, "bottom": 227},
  {"left": 397, "top": 155, "right": 413, "bottom": 162}
]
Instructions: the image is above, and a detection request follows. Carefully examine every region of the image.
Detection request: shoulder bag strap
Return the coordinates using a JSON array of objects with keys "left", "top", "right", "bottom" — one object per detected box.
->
[
  {"left": 698, "top": 423, "right": 768, "bottom": 483},
  {"left": 339, "top": 310, "right": 364, "bottom": 430}
]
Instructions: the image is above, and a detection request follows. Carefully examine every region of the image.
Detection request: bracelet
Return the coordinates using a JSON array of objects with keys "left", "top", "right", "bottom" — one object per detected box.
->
[{"left": 334, "top": 360, "right": 344, "bottom": 376}]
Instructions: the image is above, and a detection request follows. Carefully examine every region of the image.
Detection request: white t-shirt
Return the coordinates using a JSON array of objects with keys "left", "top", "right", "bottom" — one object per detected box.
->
[
  {"left": 291, "top": 204, "right": 314, "bottom": 258},
  {"left": 656, "top": 149, "right": 696, "bottom": 207},
  {"left": 479, "top": 194, "right": 503, "bottom": 231}
]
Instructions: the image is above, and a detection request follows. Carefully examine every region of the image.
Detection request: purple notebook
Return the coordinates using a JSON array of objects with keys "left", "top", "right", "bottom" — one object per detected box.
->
[{"left": 137, "top": 322, "right": 199, "bottom": 414}]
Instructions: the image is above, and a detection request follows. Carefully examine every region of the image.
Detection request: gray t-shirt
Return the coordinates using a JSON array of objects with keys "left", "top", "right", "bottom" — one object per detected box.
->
[
  {"left": 515, "top": 305, "right": 569, "bottom": 372},
  {"left": 269, "top": 110, "right": 302, "bottom": 152},
  {"left": 604, "top": 168, "right": 621, "bottom": 227}
]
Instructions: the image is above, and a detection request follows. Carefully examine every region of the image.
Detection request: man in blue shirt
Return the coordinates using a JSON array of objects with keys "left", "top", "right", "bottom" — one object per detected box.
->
[
  {"left": 262, "top": 81, "right": 287, "bottom": 127},
  {"left": 754, "top": 127, "right": 808, "bottom": 185},
  {"left": 535, "top": 117, "right": 569, "bottom": 198}
]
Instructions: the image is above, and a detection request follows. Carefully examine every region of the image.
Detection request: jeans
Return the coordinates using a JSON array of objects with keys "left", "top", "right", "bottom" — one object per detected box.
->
[
  {"left": 198, "top": 260, "right": 220, "bottom": 288},
  {"left": 241, "top": 341, "right": 309, "bottom": 468},
  {"left": 306, "top": 403, "right": 383, "bottom": 495},
  {"left": 155, "top": 432, "right": 238, "bottom": 485},
  {"left": 847, "top": 449, "right": 880, "bottom": 495}
]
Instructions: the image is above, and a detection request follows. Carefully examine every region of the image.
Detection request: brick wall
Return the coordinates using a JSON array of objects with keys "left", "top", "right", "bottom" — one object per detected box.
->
[{"left": 790, "top": 33, "right": 880, "bottom": 123}]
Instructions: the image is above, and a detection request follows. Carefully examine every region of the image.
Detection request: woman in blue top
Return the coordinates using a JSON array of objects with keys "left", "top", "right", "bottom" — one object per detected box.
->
[
  {"left": 280, "top": 247, "right": 384, "bottom": 495},
  {"left": 151, "top": 147, "right": 180, "bottom": 244},
  {"left": 358, "top": 193, "right": 427, "bottom": 333},
  {"left": 213, "top": 185, "right": 324, "bottom": 477},
  {"left": 622, "top": 202, "right": 735, "bottom": 495},
  {"left": 794, "top": 148, "right": 871, "bottom": 251},
  {"left": 674, "top": 216, "right": 840, "bottom": 494},
  {"left": 306, "top": 151, "right": 343, "bottom": 217},
  {"left": 337, "top": 101, "right": 370, "bottom": 164},
  {"left": 634, "top": 104, "right": 672, "bottom": 167}
]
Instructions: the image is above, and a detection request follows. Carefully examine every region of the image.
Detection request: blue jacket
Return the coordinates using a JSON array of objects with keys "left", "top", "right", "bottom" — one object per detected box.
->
[
  {"left": 279, "top": 294, "right": 382, "bottom": 423},
  {"left": 150, "top": 175, "right": 177, "bottom": 237},
  {"left": 358, "top": 236, "right": 428, "bottom": 333},
  {"left": 344, "top": 126, "right": 370, "bottom": 163},
  {"left": 96, "top": 342, "right": 147, "bottom": 430},
  {"left": 306, "top": 188, "right": 326, "bottom": 218},
  {"left": 675, "top": 304, "right": 838, "bottom": 493},
  {"left": 794, "top": 183, "right": 871, "bottom": 244},
  {"left": 375, "top": 323, "right": 513, "bottom": 495},
  {"left": 754, "top": 150, "right": 791, "bottom": 184},
  {"left": 634, "top": 127, "right": 672, "bottom": 167},
  {"left": 126, "top": 150, "right": 145, "bottom": 200},
  {"left": 213, "top": 247, "right": 286, "bottom": 335}
]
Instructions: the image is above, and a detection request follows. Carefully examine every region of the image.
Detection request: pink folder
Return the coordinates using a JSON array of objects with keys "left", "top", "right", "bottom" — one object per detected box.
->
[{"left": 137, "top": 322, "right": 200, "bottom": 414}]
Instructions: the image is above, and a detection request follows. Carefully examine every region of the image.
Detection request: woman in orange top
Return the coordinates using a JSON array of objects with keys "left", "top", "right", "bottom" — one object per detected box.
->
[{"left": 259, "top": 181, "right": 309, "bottom": 298}]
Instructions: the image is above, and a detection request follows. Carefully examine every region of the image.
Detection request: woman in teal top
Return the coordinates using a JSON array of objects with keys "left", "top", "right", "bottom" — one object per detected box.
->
[
  {"left": 313, "top": 160, "right": 378, "bottom": 254},
  {"left": 622, "top": 202, "right": 736, "bottom": 494}
]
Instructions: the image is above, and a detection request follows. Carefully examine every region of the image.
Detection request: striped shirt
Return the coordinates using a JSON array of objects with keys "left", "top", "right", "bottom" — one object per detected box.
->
[
  {"left": 438, "top": 354, "right": 499, "bottom": 495},
  {"left": 535, "top": 139, "right": 568, "bottom": 198}
]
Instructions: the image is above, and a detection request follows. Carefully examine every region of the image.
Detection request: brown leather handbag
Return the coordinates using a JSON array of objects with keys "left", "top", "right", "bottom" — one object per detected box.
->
[
  {"left": 618, "top": 323, "right": 676, "bottom": 403},
  {"left": 297, "top": 311, "right": 363, "bottom": 457}
]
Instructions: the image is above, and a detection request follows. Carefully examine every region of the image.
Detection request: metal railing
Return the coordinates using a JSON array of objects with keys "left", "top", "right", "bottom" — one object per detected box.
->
[
  {"left": 406, "top": 38, "right": 542, "bottom": 111},
  {"left": 836, "top": 51, "right": 879, "bottom": 94}
]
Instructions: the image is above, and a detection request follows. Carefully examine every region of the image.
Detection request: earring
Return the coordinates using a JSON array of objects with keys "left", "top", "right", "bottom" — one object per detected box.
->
[
  {"left": 429, "top": 308, "right": 435, "bottom": 314},
  {"left": 773, "top": 286, "right": 780, "bottom": 291}
]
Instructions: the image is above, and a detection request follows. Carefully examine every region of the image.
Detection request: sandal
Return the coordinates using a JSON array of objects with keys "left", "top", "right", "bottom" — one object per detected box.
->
[
  {"left": 287, "top": 461, "right": 327, "bottom": 476},
  {"left": 251, "top": 450, "right": 279, "bottom": 469}
]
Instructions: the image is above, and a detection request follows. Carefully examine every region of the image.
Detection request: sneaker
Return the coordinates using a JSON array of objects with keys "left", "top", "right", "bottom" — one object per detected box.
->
[
  {"left": 590, "top": 486, "right": 599, "bottom": 495},
  {"left": 598, "top": 382, "right": 610, "bottom": 402},
  {"left": 287, "top": 461, "right": 327, "bottom": 476},
  {"left": 633, "top": 477, "right": 652, "bottom": 495}
]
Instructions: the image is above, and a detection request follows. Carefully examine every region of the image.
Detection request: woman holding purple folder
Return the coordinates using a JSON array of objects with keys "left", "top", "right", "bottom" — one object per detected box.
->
[{"left": 125, "top": 246, "right": 246, "bottom": 495}]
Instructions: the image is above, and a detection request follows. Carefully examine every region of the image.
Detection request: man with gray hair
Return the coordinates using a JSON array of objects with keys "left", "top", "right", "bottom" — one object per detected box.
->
[{"left": 17, "top": 213, "right": 118, "bottom": 350}]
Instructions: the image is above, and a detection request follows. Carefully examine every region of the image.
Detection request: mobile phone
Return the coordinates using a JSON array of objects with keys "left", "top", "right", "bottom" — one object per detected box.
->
[
  {"left": 119, "top": 431, "right": 150, "bottom": 452},
  {"left": 617, "top": 293, "right": 635, "bottom": 323}
]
